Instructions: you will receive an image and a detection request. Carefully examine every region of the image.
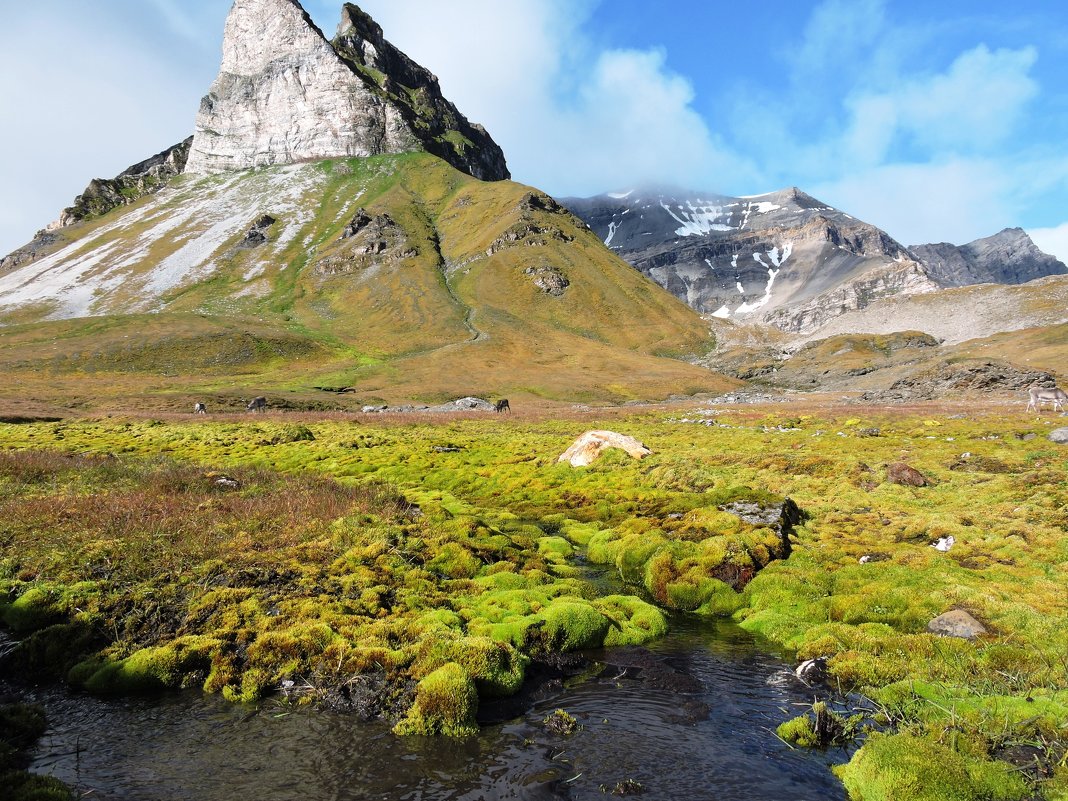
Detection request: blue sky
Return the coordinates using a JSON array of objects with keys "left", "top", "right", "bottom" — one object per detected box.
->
[{"left": 2, "top": 0, "right": 1067, "bottom": 259}]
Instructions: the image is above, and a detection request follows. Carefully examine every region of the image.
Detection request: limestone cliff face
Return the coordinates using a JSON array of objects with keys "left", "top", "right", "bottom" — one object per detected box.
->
[
  {"left": 185, "top": 0, "right": 508, "bottom": 181},
  {"left": 763, "top": 261, "right": 940, "bottom": 334}
]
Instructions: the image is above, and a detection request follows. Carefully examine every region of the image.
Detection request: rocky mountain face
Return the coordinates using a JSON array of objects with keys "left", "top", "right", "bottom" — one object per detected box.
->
[
  {"left": 911, "top": 228, "right": 1067, "bottom": 287},
  {"left": 3, "top": 0, "right": 509, "bottom": 277},
  {"left": 562, "top": 188, "right": 937, "bottom": 333},
  {"left": 185, "top": 0, "right": 508, "bottom": 181}
]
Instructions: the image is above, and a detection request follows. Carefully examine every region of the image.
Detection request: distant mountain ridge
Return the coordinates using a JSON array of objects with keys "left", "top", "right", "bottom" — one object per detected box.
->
[
  {"left": 911, "top": 227, "right": 1067, "bottom": 287},
  {"left": 562, "top": 189, "right": 1067, "bottom": 335},
  {"left": 562, "top": 187, "right": 935, "bottom": 333}
]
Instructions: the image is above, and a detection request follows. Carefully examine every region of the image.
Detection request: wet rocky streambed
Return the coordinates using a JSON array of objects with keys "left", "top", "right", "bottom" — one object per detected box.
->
[{"left": 14, "top": 617, "right": 851, "bottom": 800}]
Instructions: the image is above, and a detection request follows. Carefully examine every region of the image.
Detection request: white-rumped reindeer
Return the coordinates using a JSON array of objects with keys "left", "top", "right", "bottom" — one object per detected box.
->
[
  {"left": 247, "top": 396, "right": 268, "bottom": 413},
  {"left": 1027, "top": 385, "right": 1067, "bottom": 413},
  {"left": 193, "top": 402, "right": 207, "bottom": 414}
]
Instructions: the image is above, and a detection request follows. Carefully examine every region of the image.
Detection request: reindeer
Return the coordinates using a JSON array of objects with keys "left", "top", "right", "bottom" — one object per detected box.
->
[
  {"left": 193, "top": 402, "right": 207, "bottom": 415},
  {"left": 495, "top": 399, "right": 510, "bottom": 414},
  {"left": 247, "top": 396, "right": 267, "bottom": 413},
  {"left": 1027, "top": 386, "right": 1067, "bottom": 413}
]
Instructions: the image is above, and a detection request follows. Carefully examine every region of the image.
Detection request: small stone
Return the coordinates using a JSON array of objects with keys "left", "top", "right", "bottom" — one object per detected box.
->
[
  {"left": 927, "top": 610, "right": 987, "bottom": 640},
  {"left": 930, "top": 535, "right": 955, "bottom": 552},
  {"left": 795, "top": 657, "right": 829, "bottom": 684},
  {"left": 1049, "top": 427, "right": 1068, "bottom": 444},
  {"left": 887, "top": 462, "right": 929, "bottom": 487}
]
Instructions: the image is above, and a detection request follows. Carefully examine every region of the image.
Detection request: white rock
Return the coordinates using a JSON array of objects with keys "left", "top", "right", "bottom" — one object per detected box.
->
[
  {"left": 186, "top": 0, "right": 420, "bottom": 175},
  {"left": 558, "top": 431, "right": 651, "bottom": 468},
  {"left": 931, "top": 535, "right": 955, "bottom": 552}
]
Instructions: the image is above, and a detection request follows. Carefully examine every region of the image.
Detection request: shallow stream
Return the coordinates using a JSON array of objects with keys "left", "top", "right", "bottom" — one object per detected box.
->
[{"left": 18, "top": 617, "right": 850, "bottom": 801}]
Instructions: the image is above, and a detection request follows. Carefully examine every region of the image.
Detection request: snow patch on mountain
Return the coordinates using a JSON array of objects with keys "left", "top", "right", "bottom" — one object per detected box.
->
[
  {"left": 736, "top": 267, "right": 781, "bottom": 315},
  {"left": 0, "top": 164, "right": 342, "bottom": 320},
  {"left": 605, "top": 221, "right": 619, "bottom": 246}
]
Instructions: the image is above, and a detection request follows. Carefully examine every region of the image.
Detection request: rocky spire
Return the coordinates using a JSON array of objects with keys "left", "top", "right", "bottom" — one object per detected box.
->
[{"left": 185, "top": 0, "right": 509, "bottom": 181}]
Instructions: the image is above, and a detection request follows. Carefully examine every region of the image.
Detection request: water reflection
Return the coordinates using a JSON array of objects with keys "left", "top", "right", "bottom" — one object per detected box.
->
[{"left": 21, "top": 617, "right": 848, "bottom": 800}]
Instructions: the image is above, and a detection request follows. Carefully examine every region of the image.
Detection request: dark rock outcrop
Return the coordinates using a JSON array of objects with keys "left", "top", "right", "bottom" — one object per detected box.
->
[
  {"left": 58, "top": 137, "right": 193, "bottom": 227},
  {"left": 0, "top": 231, "right": 60, "bottom": 273},
  {"left": 524, "top": 265, "right": 569, "bottom": 295},
  {"left": 237, "top": 215, "right": 277, "bottom": 248},
  {"left": 331, "top": 4, "right": 509, "bottom": 182},
  {"left": 315, "top": 208, "right": 417, "bottom": 275}
]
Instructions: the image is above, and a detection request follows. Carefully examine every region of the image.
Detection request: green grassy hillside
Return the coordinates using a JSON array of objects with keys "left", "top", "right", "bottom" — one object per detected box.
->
[{"left": 0, "top": 154, "right": 732, "bottom": 411}]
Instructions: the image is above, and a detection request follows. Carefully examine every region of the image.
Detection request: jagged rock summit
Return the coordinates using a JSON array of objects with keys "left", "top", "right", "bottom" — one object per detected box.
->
[
  {"left": 910, "top": 228, "right": 1067, "bottom": 287},
  {"left": 185, "top": 0, "right": 508, "bottom": 181},
  {"left": 1, "top": 0, "right": 510, "bottom": 267}
]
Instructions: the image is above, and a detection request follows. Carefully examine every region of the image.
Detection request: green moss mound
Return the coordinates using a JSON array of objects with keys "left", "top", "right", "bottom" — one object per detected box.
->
[
  {"left": 394, "top": 662, "right": 478, "bottom": 737},
  {"left": 0, "top": 772, "right": 72, "bottom": 801},
  {"left": 835, "top": 733, "right": 1030, "bottom": 801},
  {"left": 776, "top": 702, "right": 861, "bottom": 748},
  {"left": 586, "top": 491, "right": 792, "bottom": 612}
]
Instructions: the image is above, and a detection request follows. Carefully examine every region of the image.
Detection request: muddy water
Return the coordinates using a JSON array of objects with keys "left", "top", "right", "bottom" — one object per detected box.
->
[{"left": 19, "top": 617, "right": 849, "bottom": 801}]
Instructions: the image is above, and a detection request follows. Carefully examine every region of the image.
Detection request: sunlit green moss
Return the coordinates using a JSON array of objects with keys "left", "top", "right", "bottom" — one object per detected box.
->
[
  {"left": 594, "top": 595, "right": 668, "bottom": 646},
  {"left": 0, "top": 403, "right": 1066, "bottom": 792},
  {"left": 835, "top": 733, "right": 1029, "bottom": 801},
  {"left": 393, "top": 662, "right": 478, "bottom": 737}
]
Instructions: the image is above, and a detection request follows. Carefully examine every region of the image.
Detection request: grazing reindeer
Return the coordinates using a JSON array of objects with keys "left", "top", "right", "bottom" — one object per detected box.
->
[
  {"left": 494, "top": 399, "right": 510, "bottom": 414},
  {"left": 193, "top": 402, "right": 207, "bottom": 414},
  {"left": 247, "top": 396, "right": 267, "bottom": 413},
  {"left": 1027, "top": 386, "right": 1067, "bottom": 413}
]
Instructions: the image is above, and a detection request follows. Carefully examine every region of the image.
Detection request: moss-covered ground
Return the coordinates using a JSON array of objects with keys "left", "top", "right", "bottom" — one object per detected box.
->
[{"left": 0, "top": 402, "right": 1066, "bottom": 799}]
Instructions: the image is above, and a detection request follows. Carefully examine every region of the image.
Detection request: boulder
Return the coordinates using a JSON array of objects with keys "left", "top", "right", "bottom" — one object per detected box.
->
[
  {"left": 887, "top": 462, "right": 929, "bottom": 487},
  {"left": 558, "top": 431, "right": 651, "bottom": 467},
  {"left": 927, "top": 610, "right": 987, "bottom": 640},
  {"left": 1049, "top": 427, "right": 1068, "bottom": 444}
]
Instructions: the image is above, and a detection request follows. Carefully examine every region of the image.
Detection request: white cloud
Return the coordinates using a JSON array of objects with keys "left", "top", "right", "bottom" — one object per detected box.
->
[
  {"left": 811, "top": 160, "right": 1014, "bottom": 246},
  {"left": 842, "top": 44, "right": 1038, "bottom": 164},
  {"left": 354, "top": 0, "right": 753, "bottom": 195},
  {"left": 1029, "top": 223, "right": 1068, "bottom": 265}
]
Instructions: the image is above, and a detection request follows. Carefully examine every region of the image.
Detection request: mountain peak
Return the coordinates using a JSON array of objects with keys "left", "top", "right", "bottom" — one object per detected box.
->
[
  {"left": 910, "top": 227, "right": 1066, "bottom": 287},
  {"left": 216, "top": 0, "right": 328, "bottom": 76},
  {"left": 338, "top": 3, "right": 384, "bottom": 45},
  {"left": 185, "top": 0, "right": 508, "bottom": 180}
]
